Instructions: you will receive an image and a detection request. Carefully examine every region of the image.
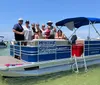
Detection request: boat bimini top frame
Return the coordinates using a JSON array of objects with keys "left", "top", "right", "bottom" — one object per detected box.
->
[{"left": 55, "top": 17, "right": 100, "bottom": 40}]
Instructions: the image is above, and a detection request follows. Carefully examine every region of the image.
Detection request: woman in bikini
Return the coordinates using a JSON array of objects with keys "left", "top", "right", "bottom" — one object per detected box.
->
[{"left": 55, "top": 30, "right": 67, "bottom": 39}]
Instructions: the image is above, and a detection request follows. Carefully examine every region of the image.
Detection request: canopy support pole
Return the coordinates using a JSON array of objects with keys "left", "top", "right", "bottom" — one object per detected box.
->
[
  {"left": 87, "top": 21, "right": 91, "bottom": 40},
  {"left": 68, "top": 28, "right": 78, "bottom": 39},
  {"left": 56, "top": 26, "right": 63, "bottom": 29},
  {"left": 91, "top": 22, "right": 100, "bottom": 37}
]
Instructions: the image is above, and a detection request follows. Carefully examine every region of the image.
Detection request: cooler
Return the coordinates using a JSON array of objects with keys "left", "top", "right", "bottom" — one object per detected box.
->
[
  {"left": 72, "top": 43, "right": 84, "bottom": 57},
  {"left": 72, "top": 45, "right": 77, "bottom": 56}
]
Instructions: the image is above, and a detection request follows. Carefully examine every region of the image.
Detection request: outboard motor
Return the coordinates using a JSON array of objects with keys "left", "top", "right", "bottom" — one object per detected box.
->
[{"left": 70, "top": 35, "right": 77, "bottom": 44}]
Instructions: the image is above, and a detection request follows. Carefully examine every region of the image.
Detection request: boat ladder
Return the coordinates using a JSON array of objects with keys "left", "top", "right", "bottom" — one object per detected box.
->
[{"left": 72, "top": 54, "right": 88, "bottom": 73}]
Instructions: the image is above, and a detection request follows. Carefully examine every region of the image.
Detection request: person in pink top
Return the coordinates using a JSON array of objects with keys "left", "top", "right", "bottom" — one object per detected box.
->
[
  {"left": 47, "top": 21, "right": 56, "bottom": 39},
  {"left": 45, "top": 26, "right": 51, "bottom": 39}
]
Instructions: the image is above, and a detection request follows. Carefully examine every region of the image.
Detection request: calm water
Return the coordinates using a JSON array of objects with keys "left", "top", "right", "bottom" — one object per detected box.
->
[
  {"left": 0, "top": 46, "right": 9, "bottom": 56},
  {"left": 0, "top": 44, "right": 100, "bottom": 85}
]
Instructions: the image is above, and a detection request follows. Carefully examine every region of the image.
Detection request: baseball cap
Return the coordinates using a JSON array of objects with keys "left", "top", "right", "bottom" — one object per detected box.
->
[{"left": 18, "top": 18, "right": 23, "bottom": 21}]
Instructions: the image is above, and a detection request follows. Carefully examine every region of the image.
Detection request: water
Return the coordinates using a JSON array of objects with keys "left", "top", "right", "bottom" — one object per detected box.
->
[
  {"left": 0, "top": 47, "right": 9, "bottom": 56},
  {"left": 0, "top": 44, "right": 100, "bottom": 85}
]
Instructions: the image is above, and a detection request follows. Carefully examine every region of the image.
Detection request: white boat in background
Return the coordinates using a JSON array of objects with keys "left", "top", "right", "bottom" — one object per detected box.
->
[
  {"left": 0, "top": 36, "right": 7, "bottom": 48},
  {"left": 0, "top": 17, "right": 100, "bottom": 77}
]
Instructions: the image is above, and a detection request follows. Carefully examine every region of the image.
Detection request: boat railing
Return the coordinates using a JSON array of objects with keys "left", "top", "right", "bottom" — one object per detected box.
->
[
  {"left": 72, "top": 40, "right": 100, "bottom": 72},
  {"left": 84, "top": 40, "right": 100, "bottom": 57},
  {"left": 10, "top": 39, "right": 100, "bottom": 62},
  {"left": 10, "top": 39, "right": 71, "bottom": 62}
]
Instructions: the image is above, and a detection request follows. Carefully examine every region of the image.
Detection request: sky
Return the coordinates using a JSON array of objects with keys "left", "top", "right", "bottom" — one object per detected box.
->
[{"left": 0, "top": 0, "right": 100, "bottom": 40}]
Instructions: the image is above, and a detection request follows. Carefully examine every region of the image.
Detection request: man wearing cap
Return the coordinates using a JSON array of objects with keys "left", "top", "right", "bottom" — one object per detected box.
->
[
  {"left": 46, "top": 21, "right": 56, "bottom": 39},
  {"left": 13, "top": 18, "right": 24, "bottom": 59},
  {"left": 13, "top": 18, "right": 24, "bottom": 41}
]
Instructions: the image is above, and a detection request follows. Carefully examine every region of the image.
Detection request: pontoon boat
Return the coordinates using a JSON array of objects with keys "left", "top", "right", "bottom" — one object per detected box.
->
[{"left": 0, "top": 17, "right": 100, "bottom": 77}]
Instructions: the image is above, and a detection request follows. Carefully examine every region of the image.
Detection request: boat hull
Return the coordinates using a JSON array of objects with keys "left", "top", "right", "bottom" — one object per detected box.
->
[{"left": 0, "top": 55, "right": 100, "bottom": 77}]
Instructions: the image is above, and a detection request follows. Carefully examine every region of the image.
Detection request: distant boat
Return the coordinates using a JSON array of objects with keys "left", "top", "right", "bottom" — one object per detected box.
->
[{"left": 0, "top": 36, "right": 7, "bottom": 48}]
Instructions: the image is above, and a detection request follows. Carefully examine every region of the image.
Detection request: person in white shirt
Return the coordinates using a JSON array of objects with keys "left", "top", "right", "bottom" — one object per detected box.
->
[
  {"left": 23, "top": 20, "right": 32, "bottom": 41},
  {"left": 41, "top": 24, "right": 46, "bottom": 38}
]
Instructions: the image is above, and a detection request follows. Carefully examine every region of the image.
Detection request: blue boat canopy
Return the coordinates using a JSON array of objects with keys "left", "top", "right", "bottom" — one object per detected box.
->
[{"left": 56, "top": 17, "right": 100, "bottom": 31}]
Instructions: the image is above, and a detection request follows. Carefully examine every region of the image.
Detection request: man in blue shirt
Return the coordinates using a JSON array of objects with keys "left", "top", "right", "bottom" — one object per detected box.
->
[
  {"left": 13, "top": 18, "right": 24, "bottom": 59},
  {"left": 13, "top": 18, "right": 24, "bottom": 41}
]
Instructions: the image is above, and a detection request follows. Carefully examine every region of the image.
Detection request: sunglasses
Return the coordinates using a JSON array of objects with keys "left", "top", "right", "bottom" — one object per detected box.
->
[{"left": 20, "top": 20, "right": 23, "bottom": 22}]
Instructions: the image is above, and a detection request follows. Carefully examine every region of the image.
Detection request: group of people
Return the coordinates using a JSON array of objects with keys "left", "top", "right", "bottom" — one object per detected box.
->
[{"left": 13, "top": 18, "right": 67, "bottom": 42}]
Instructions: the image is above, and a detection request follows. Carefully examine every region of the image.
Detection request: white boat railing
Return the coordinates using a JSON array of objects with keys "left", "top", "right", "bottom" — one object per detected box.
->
[
  {"left": 10, "top": 39, "right": 71, "bottom": 62},
  {"left": 72, "top": 40, "right": 100, "bottom": 73},
  {"left": 10, "top": 39, "right": 100, "bottom": 73}
]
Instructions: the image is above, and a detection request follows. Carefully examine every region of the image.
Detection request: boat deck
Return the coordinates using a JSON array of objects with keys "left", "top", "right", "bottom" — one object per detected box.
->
[{"left": 0, "top": 56, "right": 29, "bottom": 66}]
